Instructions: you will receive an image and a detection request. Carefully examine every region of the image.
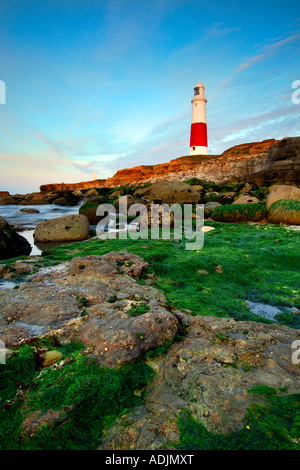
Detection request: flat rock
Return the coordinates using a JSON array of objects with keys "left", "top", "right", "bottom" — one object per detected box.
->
[
  {"left": 0, "top": 252, "right": 179, "bottom": 367},
  {"left": 99, "top": 314, "right": 300, "bottom": 450}
]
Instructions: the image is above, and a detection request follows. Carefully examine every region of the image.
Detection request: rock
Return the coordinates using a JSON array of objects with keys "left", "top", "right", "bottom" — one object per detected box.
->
[
  {"left": 109, "top": 189, "right": 127, "bottom": 199},
  {"left": 267, "top": 199, "right": 300, "bottom": 225},
  {"left": 204, "top": 192, "right": 219, "bottom": 203},
  {"left": 201, "top": 226, "right": 215, "bottom": 233},
  {"left": 53, "top": 197, "right": 68, "bottom": 206},
  {"left": 42, "top": 350, "right": 63, "bottom": 367},
  {"left": 79, "top": 202, "right": 102, "bottom": 225},
  {"left": 0, "top": 217, "right": 32, "bottom": 260},
  {"left": 197, "top": 269, "right": 209, "bottom": 275},
  {"left": 0, "top": 195, "right": 16, "bottom": 205},
  {"left": 99, "top": 314, "right": 300, "bottom": 450},
  {"left": 40, "top": 180, "right": 107, "bottom": 193},
  {"left": 18, "top": 208, "right": 40, "bottom": 214},
  {"left": 72, "top": 189, "right": 83, "bottom": 197},
  {"left": 0, "top": 253, "right": 179, "bottom": 367},
  {"left": 191, "top": 185, "right": 204, "bottom": 192},
  {"left": 217, "top": 192, "right": 236, "bottom": 204},
  {"left": 212, "top": 203, "right": 267, "bottom": 223},
  {"left": 113, "top": 195, "right": 135, "bottom": 210},
  {"left": 233, "top": 194, "right": 261, "bottom": 205},
  {"left": 30, "top": 193, "right": 49, "bottom": 205},
  {"left": 85, "top": 189, "right": 99, "bottom": 197},
  {"left": 265, "top": 184, "right": 300, "bottom": 210},
  {"left": 204, "top": 202, "right": 222, "bottom": 218},
  {"left": 33, "top": 214, "right": 90, "bottom": 243},
  {"left": 148, "top": 181, "right": 201, "bottom": 204},
  {"left": 133, "top": 186, "right": 151, "bottom": 199},
  {"left": 0, "top": 217, "right": 9, "bottom": 231}
]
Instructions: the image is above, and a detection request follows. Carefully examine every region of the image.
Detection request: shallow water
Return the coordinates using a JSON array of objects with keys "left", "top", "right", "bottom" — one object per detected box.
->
[
  {"left": 246, "top": 300, "right": 300, "bottom": 321},
  {"left": 246, "top": 300, "right": 282, "bottom": 321},
  {"left": 0, "top": 204, "right": 79, "bottom": 229},
  {"left": 0, "top": 279, "right": 19, "bottom": 290}
]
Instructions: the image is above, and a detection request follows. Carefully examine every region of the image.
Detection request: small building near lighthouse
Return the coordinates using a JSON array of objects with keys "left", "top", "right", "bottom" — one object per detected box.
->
[{"left": 189, "top": 82, "right": 208, "bottom": 155}]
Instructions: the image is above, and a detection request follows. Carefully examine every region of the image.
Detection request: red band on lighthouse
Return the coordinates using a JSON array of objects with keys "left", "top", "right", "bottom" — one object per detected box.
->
[{"left": 190, "top": 122, "right": 207, "bottom": 147}]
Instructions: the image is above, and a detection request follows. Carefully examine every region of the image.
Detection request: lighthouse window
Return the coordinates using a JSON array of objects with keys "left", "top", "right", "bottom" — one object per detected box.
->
[{"left": 194, "top": 87, "right": 200, "bottom": 96}]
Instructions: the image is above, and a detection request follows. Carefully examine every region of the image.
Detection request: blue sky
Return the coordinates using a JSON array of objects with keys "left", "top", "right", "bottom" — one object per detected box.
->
[{"left": 0, "top": 0, "right": 299, "bottom": 194}]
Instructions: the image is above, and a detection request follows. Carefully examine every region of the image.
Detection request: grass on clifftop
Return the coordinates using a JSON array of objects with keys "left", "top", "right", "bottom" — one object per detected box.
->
[{"left": 39, "top": 221, "right": 300, "bottom": 327}]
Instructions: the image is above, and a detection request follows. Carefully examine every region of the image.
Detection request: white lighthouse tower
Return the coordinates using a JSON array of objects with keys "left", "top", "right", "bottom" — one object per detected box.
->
[{"left": 189, "top": 82, "right": 208, "bottom": 155}]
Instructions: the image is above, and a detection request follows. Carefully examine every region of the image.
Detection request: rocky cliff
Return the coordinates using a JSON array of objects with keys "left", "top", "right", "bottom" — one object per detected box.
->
[
  {"left": 39, "top": 179, "right": 106, "bottom": 193},
  {"left": 39, "top": 137, "right": 299, "bottom": 193},
  {"left": 2, "top": 137, "right": 299, "bottom": 201}
]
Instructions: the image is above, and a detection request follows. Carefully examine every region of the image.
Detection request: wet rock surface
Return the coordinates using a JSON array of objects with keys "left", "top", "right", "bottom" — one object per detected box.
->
[
  {"left": 0, "top": 216, "right": 32, "bottom": 260},
  {"left": 0, "top": 252, "right": 179, "bottom": 367},
  {"left": 33, "top": 214, "right": 90, "bottom": 243},
  {"left": 0, "top": 250, "right": 299, "bottom": 450},
  {"left": 99, "top": 314, "right": 300, "bottom": 450}
]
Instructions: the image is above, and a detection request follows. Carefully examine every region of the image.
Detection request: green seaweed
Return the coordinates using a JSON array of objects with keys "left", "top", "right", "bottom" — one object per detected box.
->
[
  {"left": 0, "top": 343, "right": 155, "bottom": 450},
  {"left": 35, "top": 221, "right": 300, "bottom": 327},
  {"left": 176, "top": 386, "right": 300, "bottom": 450},
  {"left": 127, "top": 303, "right": 150, "bottom": 317}
]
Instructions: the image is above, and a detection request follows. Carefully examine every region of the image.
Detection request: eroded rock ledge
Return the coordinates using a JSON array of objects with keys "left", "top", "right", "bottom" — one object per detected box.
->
[
  {"left": 0, "top": 251, "right": 299, "bottom": 450},
  {"left": 99, "top": 314, "right": 300, "bottom": 450},
  {"left": 0, "top": 252, "right": 179, "bottom": 366}
]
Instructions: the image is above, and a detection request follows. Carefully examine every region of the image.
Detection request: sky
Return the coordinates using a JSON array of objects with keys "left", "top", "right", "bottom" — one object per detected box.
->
[{"left": 0, "top": 0, "right": 299, "bottom": 194}]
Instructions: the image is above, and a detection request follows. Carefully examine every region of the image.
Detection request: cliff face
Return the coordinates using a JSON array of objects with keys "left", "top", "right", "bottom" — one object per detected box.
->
[
  {"left": 104, "top": 138, "right": 283, "bottom": 186},
  {"left": 241, "top": 137, "right": 300, "bottom": 185},
  {"left": 38, "top": 137, "right": 299, "bottom": 193},
  {"left": 40, "top": 179, "right": 106, "bottom": 193}
]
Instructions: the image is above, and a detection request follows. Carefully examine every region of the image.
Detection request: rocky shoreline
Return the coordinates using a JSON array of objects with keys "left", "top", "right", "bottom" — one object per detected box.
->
[
  {"left": 0, "top": 136, "right": 300, "bottom": 450},
  {"left": 0, "top": 246, "right": 299, "bottom": 450}
]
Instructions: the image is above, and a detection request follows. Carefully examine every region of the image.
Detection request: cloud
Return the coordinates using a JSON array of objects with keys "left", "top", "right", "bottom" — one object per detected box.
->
[
  {"left": 35, "top": 132, "right": 123, "bottom": 177},
  {"left": 209, "top": 103, "right": 300, "bottom": 153},
  {"left": 205, "top": 22, "right": 241, "bottom": 39},
  {"left": 217, "top": 32, "right": 300, "bottom": 90}
]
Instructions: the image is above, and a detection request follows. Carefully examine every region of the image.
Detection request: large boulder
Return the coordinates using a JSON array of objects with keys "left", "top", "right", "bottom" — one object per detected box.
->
[
  {"left": 34, "top": 214, "right": 90, "bottom": 243},
  {"left": 267, "top": 199, "right": 300, "bottom": 225},
  {"left": 148, "top": 181, "right": 201, "bottom": 204},
  {"left": 265, "top": 184, "right": 300, "bottom": 210},
  {"left": 212, "top": 203, "right": 267, "bottom": 223},
  {"left": 233, "top": 194, "right": 261, "bottom": 205},
  {"left": 79, "top": 202, "right": 102, "bottom": 225},
  {"left": 0, "top": 216, "right": 31, "bottom": 260}
]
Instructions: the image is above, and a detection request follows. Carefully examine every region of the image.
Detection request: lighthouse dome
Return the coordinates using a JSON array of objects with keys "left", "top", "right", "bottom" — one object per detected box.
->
[{"left": 194, "top": 82, "right": 205, "bottom": 88}]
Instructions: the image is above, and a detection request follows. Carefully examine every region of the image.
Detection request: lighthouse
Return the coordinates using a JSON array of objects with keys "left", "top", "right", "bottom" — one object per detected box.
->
[{"left": 189, "top": 82, "right": 208, "bottom": 155}]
